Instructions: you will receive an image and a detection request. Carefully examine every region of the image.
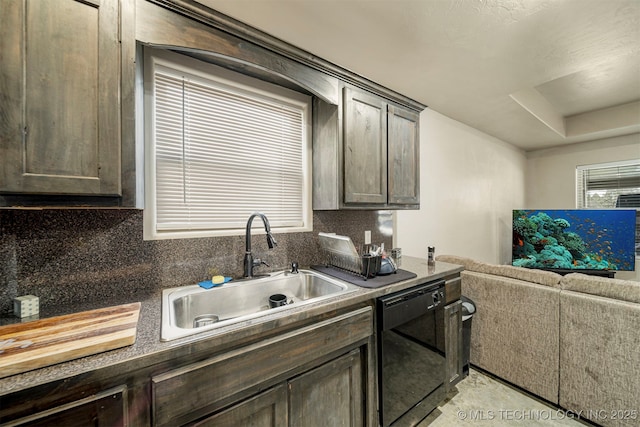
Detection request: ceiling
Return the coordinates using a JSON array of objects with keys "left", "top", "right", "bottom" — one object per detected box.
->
[{"left": 197, "top": 0, "right": 640, "bottom": 151}]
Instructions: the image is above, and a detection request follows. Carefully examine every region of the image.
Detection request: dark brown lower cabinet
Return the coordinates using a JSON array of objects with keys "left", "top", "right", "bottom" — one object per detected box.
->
[
  {"left": 192, "top": 384, "right": 287, "bottom": 427},
  {"left": 444, "top": 300, "right": 463, "bottom": 390},
  {"left": 3, "top": 386, "right": 127, "bottom": 427},
  {"left": 192, "top": 348, "right": 363, "bottom": 427},
  {"left": 153, "top": 307, "right": 373, "bottom": 427},
  {"left": 0, "top": 307, "right": 373, "bottom": 427},
  {"left": 289, "top": 349, "right": 363, "bottom": 427}
]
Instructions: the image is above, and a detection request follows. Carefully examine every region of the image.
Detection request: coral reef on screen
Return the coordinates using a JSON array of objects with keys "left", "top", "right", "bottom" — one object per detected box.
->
[{"left": 512, "top": 209, "right": 636, "bottom": 271}]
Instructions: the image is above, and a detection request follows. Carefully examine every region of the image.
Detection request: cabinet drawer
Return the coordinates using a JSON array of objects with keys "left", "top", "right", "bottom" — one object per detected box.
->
[
  {"left": 445, "top": 275, "right": 462, "bottom": 304},
  {"left": 151, "top": 307, "right": 372, "bottom": 426},
  {"left": 2, "top": 386, "right": 127, "bottom": 427}
]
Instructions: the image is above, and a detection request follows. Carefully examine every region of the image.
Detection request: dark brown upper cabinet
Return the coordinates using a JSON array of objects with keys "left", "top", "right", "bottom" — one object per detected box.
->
[
  {"left": 314, "top": 85, "right": 421, "bottom": 210},
  {"left": 0, "top": 0, "right": 122, "bottom": 200}
]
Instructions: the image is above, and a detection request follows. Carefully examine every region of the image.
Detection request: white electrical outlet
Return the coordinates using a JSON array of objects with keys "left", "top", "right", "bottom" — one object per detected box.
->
[
  {"left": 14, "top": 295, "right": 39, "bottom": 318},
  {"left": 364, "top": 230, "right": 371, "bottom": 244}
]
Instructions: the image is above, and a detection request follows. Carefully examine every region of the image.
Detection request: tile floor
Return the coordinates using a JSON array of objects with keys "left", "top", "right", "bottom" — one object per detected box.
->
[{"left": 419, "top": 369, "right": 592, "bottom": 426}]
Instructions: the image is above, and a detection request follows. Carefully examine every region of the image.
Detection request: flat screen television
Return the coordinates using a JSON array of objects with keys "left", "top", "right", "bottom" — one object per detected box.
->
[{"left": 512, "top": 209, "right": 637, "bottom": 272}]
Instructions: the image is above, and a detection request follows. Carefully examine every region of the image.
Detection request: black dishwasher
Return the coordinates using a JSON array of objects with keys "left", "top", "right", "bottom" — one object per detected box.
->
[{"left": 377, "top": 279, "right": 446, "bottom": 426}]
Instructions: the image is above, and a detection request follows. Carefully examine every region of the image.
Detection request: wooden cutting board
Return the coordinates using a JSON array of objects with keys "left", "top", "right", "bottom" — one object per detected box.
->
[{"left": 0, "top": 302, "right": 140, "bottom": 379}]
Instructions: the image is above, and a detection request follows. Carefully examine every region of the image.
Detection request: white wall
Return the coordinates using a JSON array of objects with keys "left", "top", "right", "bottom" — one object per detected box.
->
[
  {"left": 526, "top": 133, "right": 640, "bottom": 208},
  {"left": 526, "top": 133, "right": 640, "bottom": 280},
  {"left": 395, "top": 109, "right": 527, "bottom": 264}
]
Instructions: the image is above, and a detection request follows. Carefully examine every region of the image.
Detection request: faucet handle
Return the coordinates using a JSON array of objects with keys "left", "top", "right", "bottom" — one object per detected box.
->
[
  {"left": 291, "top": 261, "right": 299, "bottom": 274},
  {"left": 253, "top": 258, "right": 270, "bottom": 268}
]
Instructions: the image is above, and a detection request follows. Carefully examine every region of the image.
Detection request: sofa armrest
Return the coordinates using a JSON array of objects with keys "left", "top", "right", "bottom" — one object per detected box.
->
[
  {"left": 559, "top": 291, "right": 640, "bottom": 426},
  {"left": 462, "top": 270, "right": 560, "bottom": 404}
]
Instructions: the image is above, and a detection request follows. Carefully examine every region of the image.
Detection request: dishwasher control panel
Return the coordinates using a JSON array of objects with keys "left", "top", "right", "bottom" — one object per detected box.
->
[
  {"left": 382, "top": 283, "right": 444, "bottom": 308},
  {"left": 377, "top": 280, "right": 446, "bottom": 331}
]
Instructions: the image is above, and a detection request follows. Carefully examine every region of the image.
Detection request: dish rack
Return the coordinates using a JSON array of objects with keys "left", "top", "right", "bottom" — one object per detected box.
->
[{"left": 318, "top": 232, "right": 381, "bottom": 279}]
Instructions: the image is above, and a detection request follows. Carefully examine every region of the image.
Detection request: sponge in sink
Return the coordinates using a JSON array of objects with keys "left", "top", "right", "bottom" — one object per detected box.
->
[{"left": 198, "top": 276, "right": 232, "bottom": 289}]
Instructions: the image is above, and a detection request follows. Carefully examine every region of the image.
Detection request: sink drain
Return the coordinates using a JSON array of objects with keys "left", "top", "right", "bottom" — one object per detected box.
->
[{"left": 193, "top": 314, "right": 219, "bottom": 328}]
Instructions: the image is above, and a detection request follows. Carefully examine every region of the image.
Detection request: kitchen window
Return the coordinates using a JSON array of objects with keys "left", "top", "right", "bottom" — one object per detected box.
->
[
  {"left": 576, "top": 159, "right": 640, "bottom": 255},
  {"left": 142, "top": 48, "right": 312, "bottom": 240}
]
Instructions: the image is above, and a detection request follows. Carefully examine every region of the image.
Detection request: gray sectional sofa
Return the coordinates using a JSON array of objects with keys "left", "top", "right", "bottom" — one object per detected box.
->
[{"left": 437, "top": 255, "right": 640, "bottom": 427}]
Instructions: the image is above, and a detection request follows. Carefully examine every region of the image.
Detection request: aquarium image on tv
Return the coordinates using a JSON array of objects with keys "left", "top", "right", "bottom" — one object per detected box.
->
[{"left": 512, "top": 209, "right": 637, "bottom": 271}]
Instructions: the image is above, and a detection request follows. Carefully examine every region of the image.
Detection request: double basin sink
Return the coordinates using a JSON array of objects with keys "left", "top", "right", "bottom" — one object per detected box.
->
[{"left": 161, "top": 269, "right": 358, "bottom": 341}]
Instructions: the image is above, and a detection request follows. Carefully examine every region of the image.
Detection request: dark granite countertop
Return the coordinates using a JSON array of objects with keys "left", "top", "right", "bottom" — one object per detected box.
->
[{"left": 0, "top": 257, "right": 462, "bottom": 395}]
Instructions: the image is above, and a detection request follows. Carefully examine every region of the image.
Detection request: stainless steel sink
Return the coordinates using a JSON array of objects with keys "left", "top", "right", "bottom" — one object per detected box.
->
[{"left": 161, "top": 269, "right": 358, "bottom": 341}]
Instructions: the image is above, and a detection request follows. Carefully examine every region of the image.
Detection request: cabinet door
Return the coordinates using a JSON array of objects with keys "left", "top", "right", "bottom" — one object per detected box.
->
[
  {"left": 444, "top": 300, "right": 464, "bottom": 390},
  {"left": 388, "top": 105, "right": 420, "bottom": 206},
  {"left": 288, "top": 349, "right": 363, "bottom": 427},
  {"left": 0, "top": 0, "right": 120, "bottom": 196},
  {"left": 4, "top": 386, "right": 127, "bottom": 427},
  {"left": 343, "top": 87, "right": 387, "bottom": 204},
  {"left": 193, "top": 384, "right": 287, "bottom": 427}
]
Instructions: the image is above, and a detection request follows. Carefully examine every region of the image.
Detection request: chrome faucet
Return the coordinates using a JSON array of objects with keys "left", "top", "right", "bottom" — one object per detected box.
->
[{"left": 243, "top": 212, "right": 277, "bottom": 278}]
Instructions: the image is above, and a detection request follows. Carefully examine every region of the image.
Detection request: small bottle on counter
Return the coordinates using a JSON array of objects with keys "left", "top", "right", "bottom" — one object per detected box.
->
[{"left": 427, "top": 246, "right": 435, "bottom": 266}]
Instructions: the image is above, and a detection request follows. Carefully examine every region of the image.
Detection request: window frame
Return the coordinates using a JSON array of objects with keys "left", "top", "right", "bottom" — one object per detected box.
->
[{"left": 142, "top": 47, "right": 313, "bottom": 240}]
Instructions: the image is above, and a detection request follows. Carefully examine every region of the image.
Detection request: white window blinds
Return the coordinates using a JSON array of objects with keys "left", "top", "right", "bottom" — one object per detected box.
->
[
  {"left": 145, "top": 51, "right": 311, "bottom": 239},
  {"left": 577, "top": 160, "right": 640, "bottom": 208}
]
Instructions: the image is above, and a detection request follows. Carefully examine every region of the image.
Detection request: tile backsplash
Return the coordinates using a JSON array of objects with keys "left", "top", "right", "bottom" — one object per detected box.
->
[{"left": 0, "top": 209, "right": 392, "bottom": 314}]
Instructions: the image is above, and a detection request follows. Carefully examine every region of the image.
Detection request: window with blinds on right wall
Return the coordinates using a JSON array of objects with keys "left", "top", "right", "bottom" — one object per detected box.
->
[{"left": 576, "top": 160, "right": 640, "bottom": 256}]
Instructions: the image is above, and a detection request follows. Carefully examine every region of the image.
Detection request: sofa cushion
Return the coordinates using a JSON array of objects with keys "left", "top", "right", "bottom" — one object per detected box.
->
[
  {"left": 561, "top": 273, "right": 640, "bottom": 304},
  {"left": 436, "top": 255, "right": 562, "bottom": 287}
]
